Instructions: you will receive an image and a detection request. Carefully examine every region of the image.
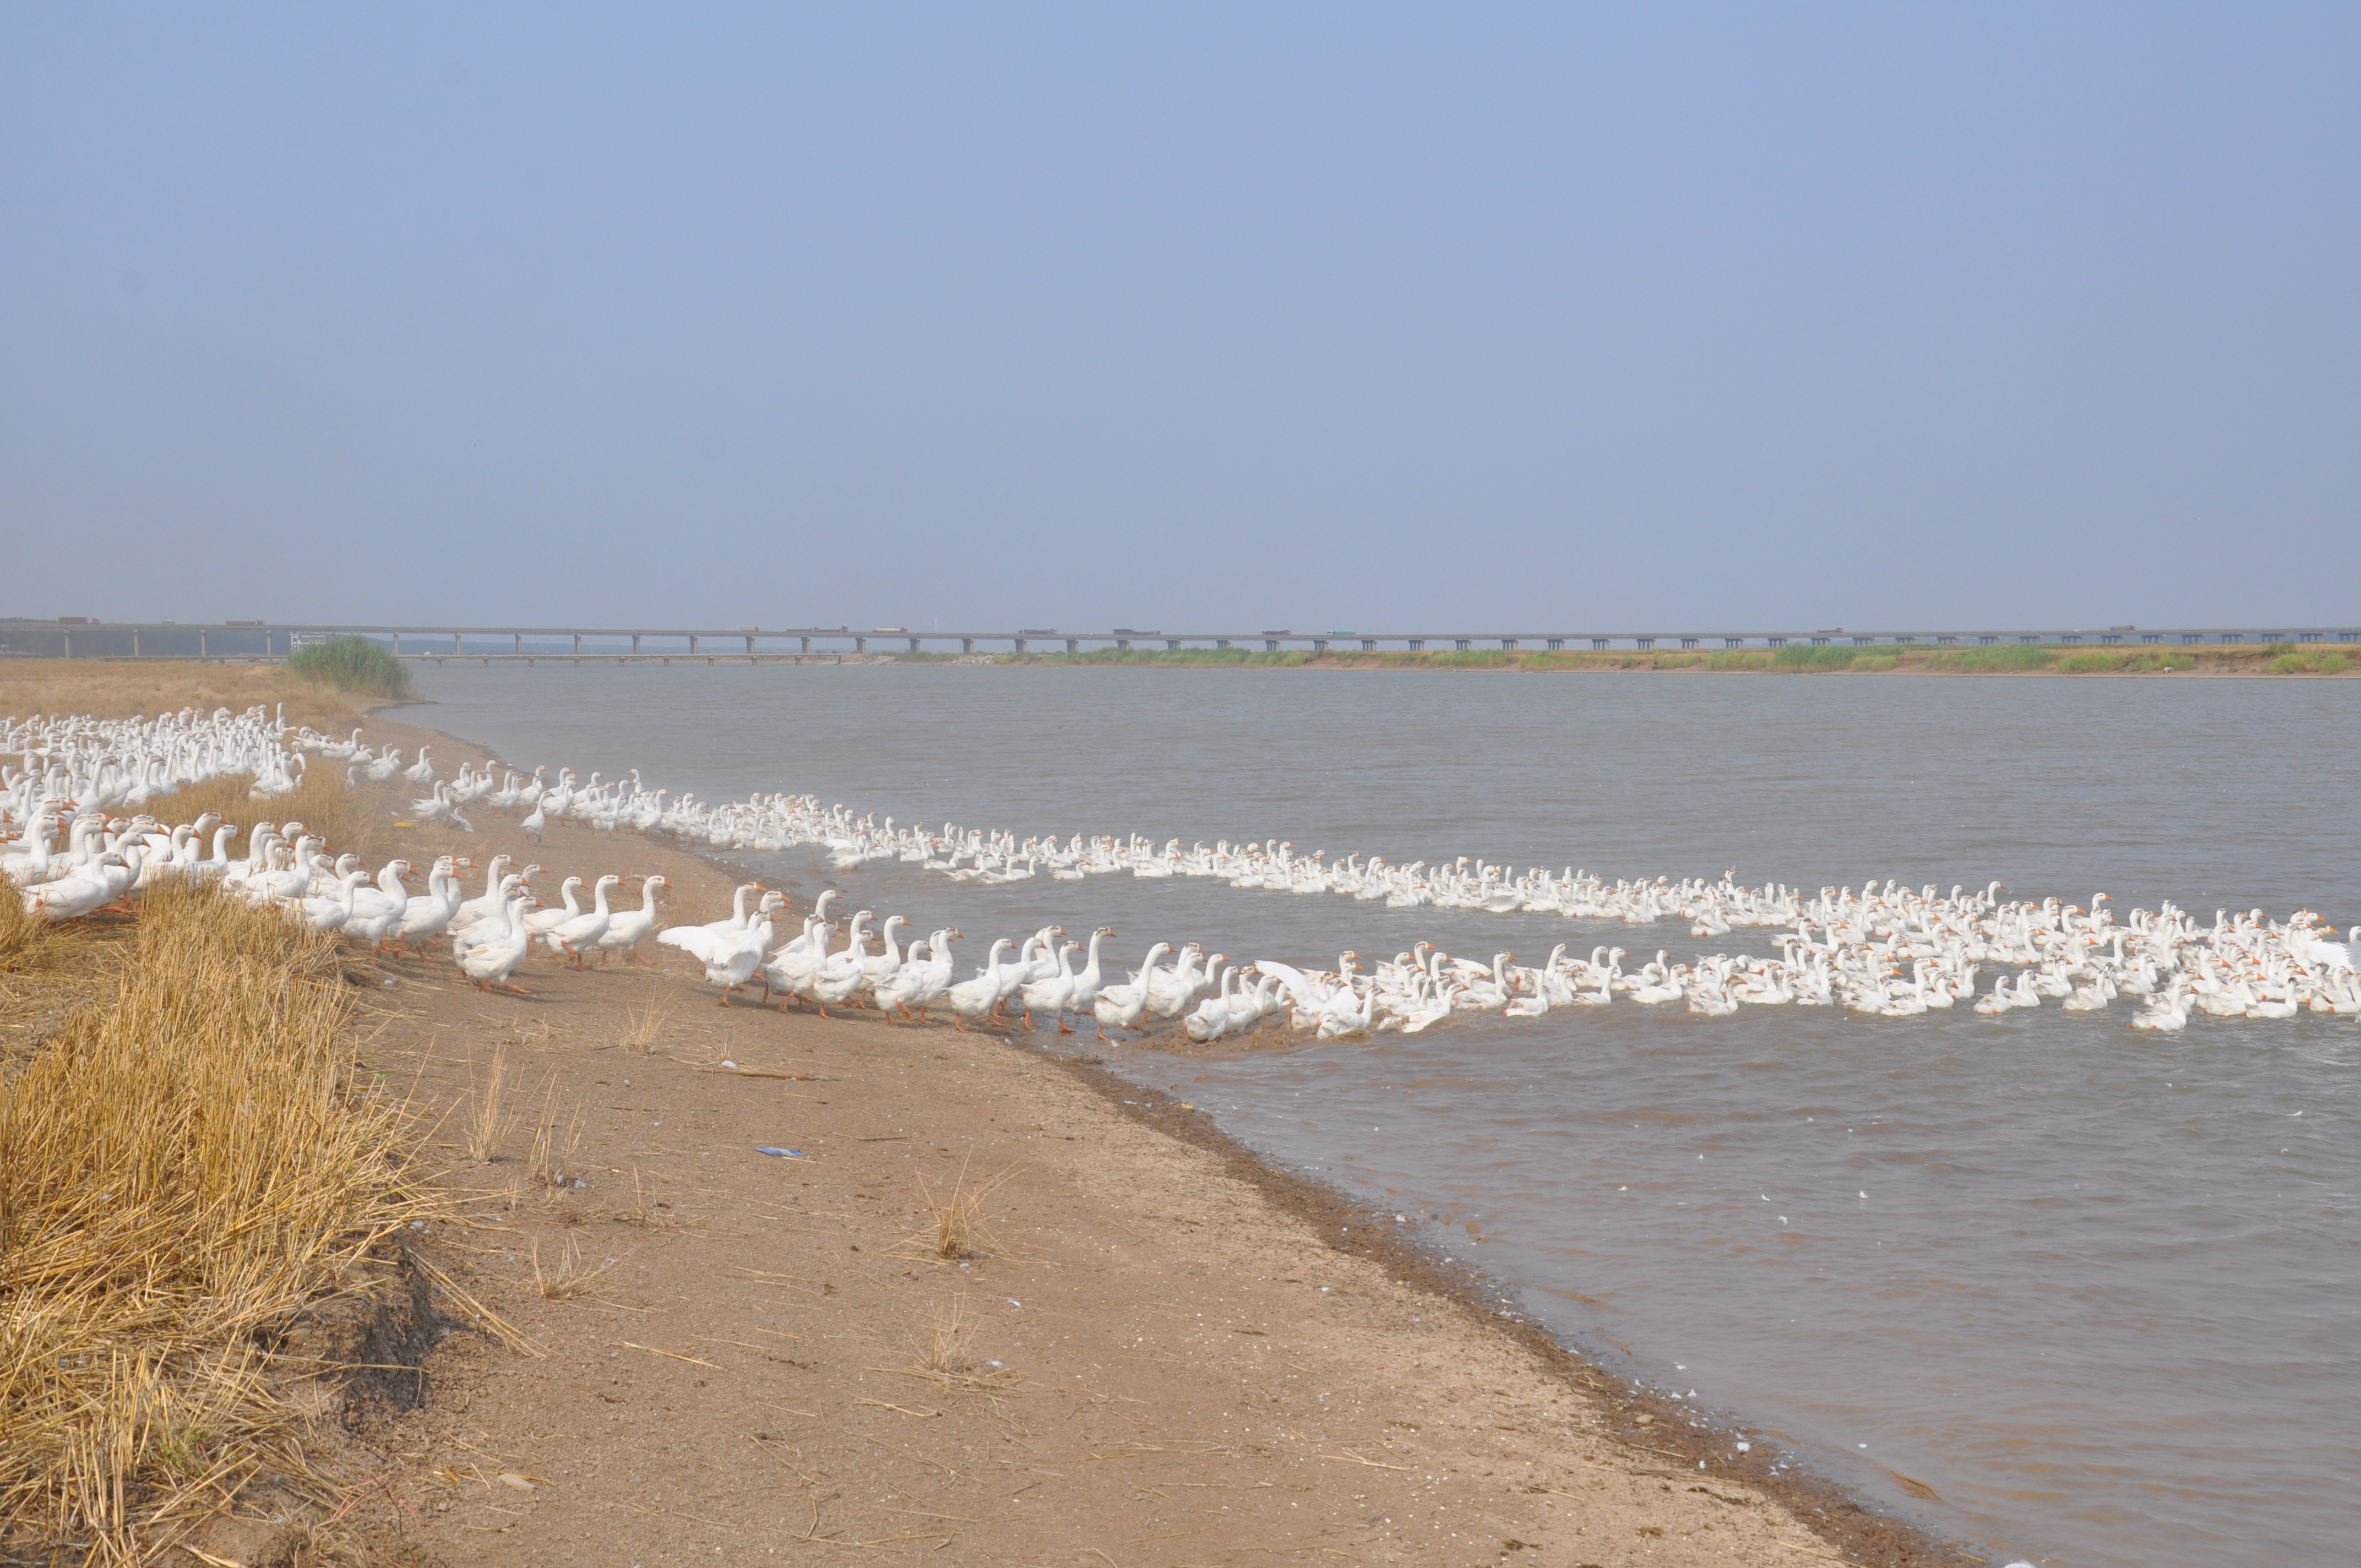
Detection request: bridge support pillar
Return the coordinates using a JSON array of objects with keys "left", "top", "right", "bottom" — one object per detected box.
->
[
  {"left": 198, "top": 630, "right": 208, "bottom": 656},
  {"left": 516, "top": 633, "right": 525, "bottom": 653},
  {"left": 1014, "top": 638, "right": 1027, "bottom": 655},
  {"left": 961, "top": 638, "right": 973, "bottom": 653},
  {"left": 688, "top": 634, "right": 698, "bottom": 653},
  {"left": 1067, "top": 638, "right": 1078, "bottom": 653},
  {"left": 573, "top": 633, "right": 583, "bottom": 654},
  {"left": 909, "top": 637, "right": 920, "bottom": 652},
  {"left": 454, "top": 632, "right": 463, "bottom": 653},
  {"left": 745, "top": 635, "right": 755, "bottom": 654},
  {"left": 391, "top": 631, "right": 401, "bottom": 654},
  {"left": 630, "top": 633, "right": 639, "bottom": 654}
]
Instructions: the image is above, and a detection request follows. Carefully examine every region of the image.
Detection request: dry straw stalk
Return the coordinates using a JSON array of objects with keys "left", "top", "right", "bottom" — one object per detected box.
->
[{"left": 912, "top": 1154, "right": 1015, "bottom": 1262}]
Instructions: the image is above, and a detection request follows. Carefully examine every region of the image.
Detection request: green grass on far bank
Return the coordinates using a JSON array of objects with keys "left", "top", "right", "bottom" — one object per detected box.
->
[
  {"left": 285, "top": 635, "right": 416, "bottom": 699},
  {"left": 947, "top": 641, "right": 2355, "bottom": 676}
]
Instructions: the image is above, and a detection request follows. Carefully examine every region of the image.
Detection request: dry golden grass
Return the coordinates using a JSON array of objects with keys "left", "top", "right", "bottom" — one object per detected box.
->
[
  {"left": 0, "top": 871, "right": 69, "bottom": 977},
  {"left": 617, "top": 983, "right": 677, "bottom": 1054},
  {"left": 0, "top": 878, "right": 449, "bottom": 1560},
  {"left": 912, "top": 1155, "right": 1014, "bottom": 1262},
  {"left": 0, "top": 660, "right": 380, "bottom": 731},
  {"left": 529, "top": 1239, "right": 615, "bottom": 1302},
  {"left": 920, "top": 1295, "right": 976, "bottom": 1374},
  {"left": 140, "top": 764, "right": 398, "bottom": 867},
  {"left": 525, "top": 1082, "right": 586, "bottom": 1191},
  {"left": 464, "top": 1047, "right": 514, "bottom": 1163}
]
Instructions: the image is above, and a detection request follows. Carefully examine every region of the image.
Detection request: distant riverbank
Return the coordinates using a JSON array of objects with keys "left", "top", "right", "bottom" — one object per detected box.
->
[
  {"left": 967, "top": 641, "right": 2357, "bottom": 674},
  {"left": 9, "top": 641, "right": 2353, "bottom": 679}
]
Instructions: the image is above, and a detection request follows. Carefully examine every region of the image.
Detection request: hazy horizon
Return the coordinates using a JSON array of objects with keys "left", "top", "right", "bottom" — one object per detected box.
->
[{"left": 6, "top": 6, "right": 2355, "bottom": 629}]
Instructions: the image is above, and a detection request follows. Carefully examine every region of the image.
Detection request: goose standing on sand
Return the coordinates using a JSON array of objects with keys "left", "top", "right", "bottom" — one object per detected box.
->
[
  {"left": 888, "top": 930, "right": 961, "bottom": 1022},
  {"left": 459, "top": 893, "right": 537, "bottom": 994},
  {"left": 298, "top": 869, "right": 368, "bottom": 937},
  {"left": 872, "top": 929, "right": 952, "bottom": 1023},
  {"left": 947, "top": 939, "right": 1015, "bottom": 1031},
  {"left": 693, "top": 890, "right": 785, "bottom": 1006},
  {"left": 1060, "top": 927, "right": 1114, "bottom": 1030},
  {"left": 809, "top": 911, "right": 876, "bottom": 1017},
  {"left": 659, "top": 882, "right": 765, "bottom": 951},
  {"left": 1019, "top": 940, "right": 1081, "bottom": 1031},
  {"left": 595, "top": 874, "right": 669, "bottom": 963},
  {"left": 449, "top": 854, "right": 519, "bottom": 932},
  {"left": 1184, "top": 966, "right": 1238, "bottom": 1042},
  {"left": 524, "top": 876, "right": 585, "bottom": 938},
  {"left": 545, "top": 873, "right": 621, "bottom": 967},
  {"left": 453, "top": 878, "right": 534, "bottom": 959},
  {"left": 395, "top": 856, "right": 466, "bottom": 951},
  {"left": 1092, "top": 942, "right": 1172, "bottom": 1040}
]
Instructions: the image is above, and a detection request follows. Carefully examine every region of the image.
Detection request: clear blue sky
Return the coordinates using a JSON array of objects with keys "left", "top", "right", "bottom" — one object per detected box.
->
[{"left": 5, "top": 5, "right": 2354, "bottom": 630}]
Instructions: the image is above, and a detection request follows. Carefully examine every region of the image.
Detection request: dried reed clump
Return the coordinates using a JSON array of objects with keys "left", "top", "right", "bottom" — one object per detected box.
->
[
  {"left": 529, "top": 1239, "right": 614, "bottom": 1302},
  {"left": 912, "top": 1155, "right": 1014, "bottom": 1262},
  {"left": 525, "top": 1082, "right": 585, "bottom": 1191},
  {"left": 465, "top": 1048, "right": 514, "bottom": 1163},
  {"left": 0, "top": 876, "right": 445, "bottom": 1559},
  {"left": 920, "top": 1296, "right": 975, "bottom": 1374},
  {"left": 617, "top": 985, "right": 676, "bottom": 1054}
]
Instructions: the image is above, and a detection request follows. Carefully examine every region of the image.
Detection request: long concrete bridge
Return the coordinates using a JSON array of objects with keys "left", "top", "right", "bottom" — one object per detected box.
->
[{"left": 5, "top": 618, "right": 2357, "bottom": 662}]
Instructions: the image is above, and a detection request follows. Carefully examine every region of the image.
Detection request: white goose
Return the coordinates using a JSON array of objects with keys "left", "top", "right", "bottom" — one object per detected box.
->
[
  {"left": 948, "top": 939, "right": 1016, "bottom": 1031},
  {"left": 1061, "top": 927, "right": 1115, "bottom": 1026},
  {"left": 1184, "top": 966, "right": 1238, "bottom": 1042},
  {"left": 595, "top": 874, "right": 670, "bottom": 963},
  {"left": 1093, "top": 943, "right": 1173, "bottom": 1039},
  {"left": 695, "top": 890, "right": 785, "bottom": 1007},
  {"left": 458, "top": 892, "right": 536, "bottom": 994},
  {"left": 545, "top": 873, "right": 621, "bottom": 967},
  {"left": 1019, "top": 940, "right": 1082, "bottom": 1030}
]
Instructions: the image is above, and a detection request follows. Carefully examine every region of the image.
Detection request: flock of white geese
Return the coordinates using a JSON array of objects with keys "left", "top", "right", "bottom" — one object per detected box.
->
[{"left": 8, "top": 707, "right": 2358, "bottom": 1042}]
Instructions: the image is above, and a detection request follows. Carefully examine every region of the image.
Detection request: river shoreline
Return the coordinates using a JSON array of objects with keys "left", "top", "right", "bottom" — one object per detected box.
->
[{"left": 353, "top": 702, "right": 1993, "bottom": 1567}]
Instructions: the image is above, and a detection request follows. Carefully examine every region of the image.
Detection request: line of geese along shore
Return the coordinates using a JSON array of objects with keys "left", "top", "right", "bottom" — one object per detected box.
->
[{"left": 7, "top": 710, "right": 2359, "bottom": 1040}]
